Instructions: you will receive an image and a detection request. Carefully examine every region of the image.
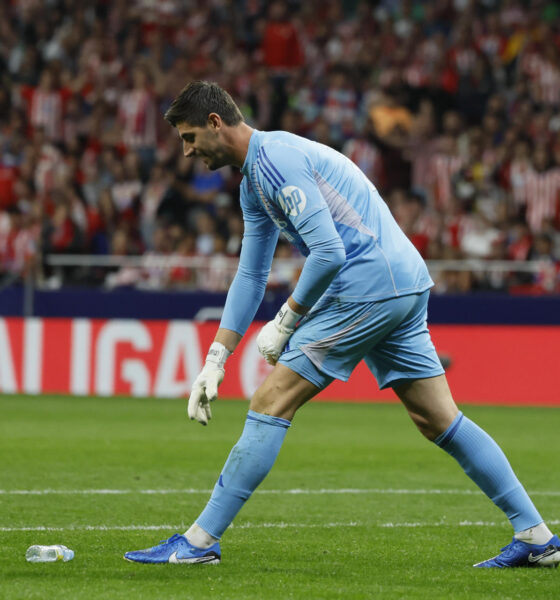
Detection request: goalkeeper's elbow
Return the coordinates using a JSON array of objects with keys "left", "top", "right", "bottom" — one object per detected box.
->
[
  {"left": 319, "top": 243, "right": 346, "bottom": 275},
  {"left": 331, "top": 245, "right": 346, "bottom": 268}
]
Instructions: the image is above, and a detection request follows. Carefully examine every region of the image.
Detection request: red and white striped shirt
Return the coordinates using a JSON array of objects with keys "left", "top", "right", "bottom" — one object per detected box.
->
[
  {"left": 535, "top": 58, "right": 560, "bottom": 106},
  {"left": 34, "top": 143, "right": 66, "bottom": 195},
  {"left": 118, "top": 89, "right": 158, "bottom": 150},
  {"left": 429, "top": 153, "right": 464, "bottom": 210},
  {"left": 21, "top": 86, "right": 72, "bottom": 142},
  {"left": 443, "top": 213, "right": 472, "bottom": 250},
  {"left": 0, "top": 218, "right": 38, "bottom": 275},
  {"left": 520, "top": 52, "right": 560, "bottom": 106},
  {"left": 508, "top": 159, "right": 532, "bottom": 206},
  {"left": 523, "top": 167, "right": 560, "bottom": 232},
  {"left": 342, "top": 138, "right": 383, "bottom": 187}
]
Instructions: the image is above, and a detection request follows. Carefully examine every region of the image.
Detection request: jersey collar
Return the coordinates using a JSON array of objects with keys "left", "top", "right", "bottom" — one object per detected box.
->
[{"left": 241, "top": 129, "right": 261, "bottom": 177}]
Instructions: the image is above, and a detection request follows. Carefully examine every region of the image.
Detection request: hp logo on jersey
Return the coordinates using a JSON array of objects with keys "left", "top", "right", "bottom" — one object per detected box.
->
[{"left": 278, "top": 186, "right": 307, "bottom": 216}]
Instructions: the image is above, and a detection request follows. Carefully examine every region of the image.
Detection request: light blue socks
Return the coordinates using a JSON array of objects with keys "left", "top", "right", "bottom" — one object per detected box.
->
[
  {"left": 435, "top": 412, "right": 543, "bottom": 532},
  {"left": 196, "top": 410, "right": 291, "bottom": 539},
  {"left": 196, "top": 408, "right": 542, "bottom": 540}
]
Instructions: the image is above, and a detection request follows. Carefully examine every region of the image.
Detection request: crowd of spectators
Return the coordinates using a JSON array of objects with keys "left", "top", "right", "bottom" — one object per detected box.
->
[{"left": 1, "top": 0, "right": 560, "bottom": 294}]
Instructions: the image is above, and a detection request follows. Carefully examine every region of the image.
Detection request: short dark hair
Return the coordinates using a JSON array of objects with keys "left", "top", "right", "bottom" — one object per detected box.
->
[{"left": 164, "top": 81, "right": 244, "bottom": 127}]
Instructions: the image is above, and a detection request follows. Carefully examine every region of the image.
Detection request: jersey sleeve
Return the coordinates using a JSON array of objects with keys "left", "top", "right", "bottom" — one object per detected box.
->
[
  {"left": 219, "top": 197, "right": 279, "bottom": 336},
  {"left": 254, "top": 143, "right": 346, "bottom": 307}
]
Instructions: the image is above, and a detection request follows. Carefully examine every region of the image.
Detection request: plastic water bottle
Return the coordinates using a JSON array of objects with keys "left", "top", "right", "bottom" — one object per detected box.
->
[{"left": 25, "top": 545, "right": 74, "bottom": 563}]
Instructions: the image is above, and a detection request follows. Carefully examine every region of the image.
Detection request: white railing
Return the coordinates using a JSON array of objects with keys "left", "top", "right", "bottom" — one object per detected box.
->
[
  {"left": 9, "top": 253, "right": 553, "bottom": 318},
  {"left": 44, "top": 254, "right": 547, "bottom": 274},
  {"left": 41, "top": 253, "right": 558, "bottom": 296}
]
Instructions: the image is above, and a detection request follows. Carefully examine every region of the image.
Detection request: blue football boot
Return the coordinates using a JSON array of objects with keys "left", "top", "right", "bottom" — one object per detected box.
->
[
  {"left": 124, "top": 533, "right": 221, "bottom": 564},
  {"left": 474, "top": 535, "right": 560, "bottom": 568}
]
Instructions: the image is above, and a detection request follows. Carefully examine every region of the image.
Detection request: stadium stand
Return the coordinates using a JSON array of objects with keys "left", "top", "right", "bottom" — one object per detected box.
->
[{"left": 0, "top": 0, "right": 559, "bottom": 294}]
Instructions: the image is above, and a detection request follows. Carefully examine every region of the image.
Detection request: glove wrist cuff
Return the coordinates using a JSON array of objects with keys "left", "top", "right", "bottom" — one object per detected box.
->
[
  {"left": 206, "top": 342, "right": 231, "bottom": 369},
  {"left": 274, "top": 302, "right": 301, "bottom": 332}
]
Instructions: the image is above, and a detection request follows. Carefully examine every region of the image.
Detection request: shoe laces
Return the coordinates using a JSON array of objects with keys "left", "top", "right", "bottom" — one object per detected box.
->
[
  {"left": 159, "top": 533, "right": 184, "bottom": 545},
  {"left": 499, "top": 539, "right": 520, "bottom": 557}
]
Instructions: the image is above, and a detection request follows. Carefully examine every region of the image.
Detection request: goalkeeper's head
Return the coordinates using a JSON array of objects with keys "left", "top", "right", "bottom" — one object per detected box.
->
[{"left": 164, "top": 81, "right": 249, "bottom": 171}]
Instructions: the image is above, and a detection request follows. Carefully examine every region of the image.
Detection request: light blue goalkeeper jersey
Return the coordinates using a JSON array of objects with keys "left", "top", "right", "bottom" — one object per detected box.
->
[{"left": 220, "top": 130, "right": 433, "bottom": 336}]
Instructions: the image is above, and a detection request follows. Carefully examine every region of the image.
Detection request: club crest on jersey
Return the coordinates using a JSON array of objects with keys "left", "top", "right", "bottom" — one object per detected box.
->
[{"left": 278, "top": 186, "right": 307, "bottom": 217}]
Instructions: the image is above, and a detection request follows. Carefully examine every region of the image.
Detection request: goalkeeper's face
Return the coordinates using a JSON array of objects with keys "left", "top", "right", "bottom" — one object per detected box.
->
[{"left": 177, "top": 117, "right": 230, "bottom": 171}]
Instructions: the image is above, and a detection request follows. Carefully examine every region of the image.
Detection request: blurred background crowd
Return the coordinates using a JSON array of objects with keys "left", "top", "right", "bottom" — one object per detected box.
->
[{"left": 1, "top": 0, "right": 560, "bottom": 294}]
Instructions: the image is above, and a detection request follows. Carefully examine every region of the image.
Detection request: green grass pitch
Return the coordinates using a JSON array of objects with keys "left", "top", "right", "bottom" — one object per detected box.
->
[{"left": 1, "top": 394, "right": 559, "bottom": 599}]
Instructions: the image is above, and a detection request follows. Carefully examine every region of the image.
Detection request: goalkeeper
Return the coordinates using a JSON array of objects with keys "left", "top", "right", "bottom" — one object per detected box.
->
[{"left": 125, "top": 82, "right": 559, "bottom": 568}]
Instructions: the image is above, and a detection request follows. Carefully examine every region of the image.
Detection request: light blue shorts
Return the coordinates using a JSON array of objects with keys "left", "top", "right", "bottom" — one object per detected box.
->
[{"left": 278, "top": 290, "right": 444, "bottom": 390}]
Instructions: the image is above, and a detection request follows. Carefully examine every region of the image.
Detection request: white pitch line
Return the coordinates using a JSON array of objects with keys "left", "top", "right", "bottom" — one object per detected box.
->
[
  {"left": 0, "top": 489, "right": 213, "bottom": 496},
  {"left": 1, "top": 488, "right": 560, "bottom": 496},
  {"left": 3, "top": 520, "right": 560, "bottom": 533},
  {"left": 0, "top": 522, "right": 358, "bottom": 533},
  {"left": 0, "top": 525, "right": 181, "bottom": 532},
  {"left": 379, "top": 519, "right": 560, "bottom": 528}
]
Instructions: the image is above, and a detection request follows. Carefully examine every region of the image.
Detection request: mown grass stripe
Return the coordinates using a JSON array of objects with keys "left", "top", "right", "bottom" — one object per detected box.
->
[{"left": 1, "top": 488, "right": 559, "bottom": 496}]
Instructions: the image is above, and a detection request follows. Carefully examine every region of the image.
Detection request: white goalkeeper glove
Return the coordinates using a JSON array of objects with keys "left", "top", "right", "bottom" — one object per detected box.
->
[
  {"left": 188, "top": 342, "right": 231, "bottom": 425},
  {"left": 256, "top": 302, "right": 301, "bottom": 365}
]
